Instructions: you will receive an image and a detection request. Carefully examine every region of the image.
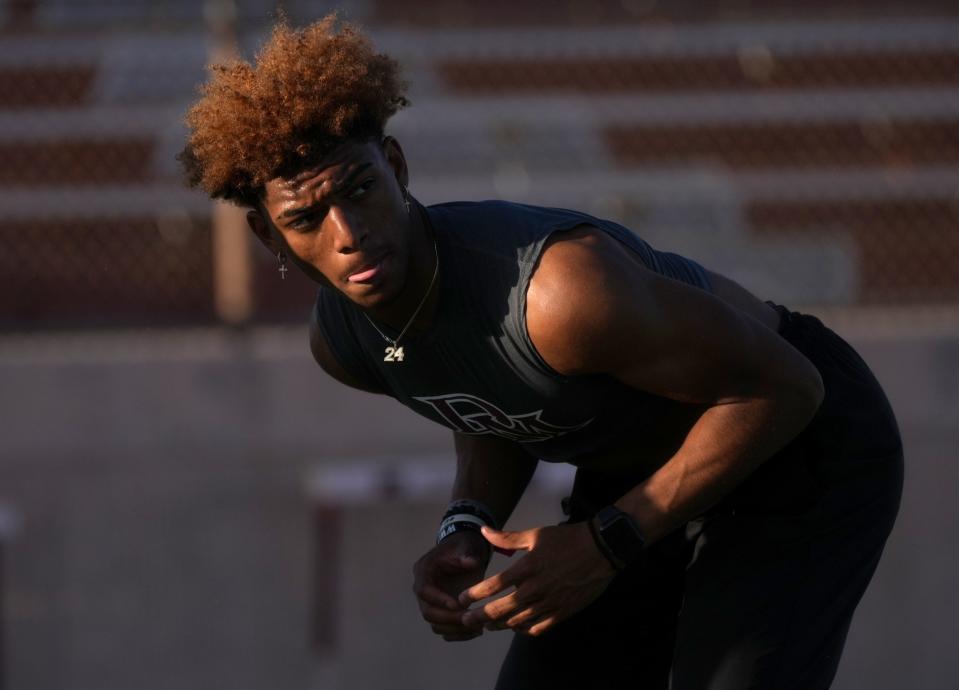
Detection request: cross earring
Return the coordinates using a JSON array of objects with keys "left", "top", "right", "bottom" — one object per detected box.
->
[
  {"left": 277, "top": 251, "right": 288, "bottom": 280},
  {"left": 403, "top": 186, "right": 411, "bottom": 214}
]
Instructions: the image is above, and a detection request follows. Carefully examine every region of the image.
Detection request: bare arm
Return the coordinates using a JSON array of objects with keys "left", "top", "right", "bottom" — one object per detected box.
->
[
  {"left": 410, "top": 433, "right": 538, "bottom": 642},
  {"left": 526, "top": 226, "right": 824, "bottom": 542},
  {"left": 458, "top": 226, "right": 824, "bottom": 637},
  {"left": 451, "top": 432, "right": 539, "bottom": 528}
]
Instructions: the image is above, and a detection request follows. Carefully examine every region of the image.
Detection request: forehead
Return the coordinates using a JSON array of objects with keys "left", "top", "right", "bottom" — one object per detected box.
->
[{"left": 263, "top": 140, "right": 384, "bottom": 205}]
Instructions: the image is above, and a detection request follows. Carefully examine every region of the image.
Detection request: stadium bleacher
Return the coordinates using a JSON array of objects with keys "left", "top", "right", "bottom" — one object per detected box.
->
[{"left": 1, "top": 0, "right": 957, "bottom": 329}]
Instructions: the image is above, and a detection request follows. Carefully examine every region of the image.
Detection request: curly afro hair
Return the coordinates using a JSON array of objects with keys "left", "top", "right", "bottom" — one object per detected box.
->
[{"left": 180, "top": 14, "right": 409, "bottom": 207}]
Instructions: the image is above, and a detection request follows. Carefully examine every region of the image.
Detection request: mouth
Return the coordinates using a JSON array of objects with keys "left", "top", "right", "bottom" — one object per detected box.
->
[{"left": 346, "top": 251, "right": 390, "bottom": 284}]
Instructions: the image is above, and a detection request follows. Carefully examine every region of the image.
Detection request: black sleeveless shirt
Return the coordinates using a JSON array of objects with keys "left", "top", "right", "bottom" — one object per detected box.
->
[{"left": 314, "top": 200, "right": 713, "bottom": 464}]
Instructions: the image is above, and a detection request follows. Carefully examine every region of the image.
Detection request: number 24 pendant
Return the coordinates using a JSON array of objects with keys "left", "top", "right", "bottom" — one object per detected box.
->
[{"left": 384, "top": 346, "right": 405, "bottom": 362}]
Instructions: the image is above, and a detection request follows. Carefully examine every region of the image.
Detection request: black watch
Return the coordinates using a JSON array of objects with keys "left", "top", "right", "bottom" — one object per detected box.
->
[{"left": 593, "top": 505, "right": 647, "bottom": 570}]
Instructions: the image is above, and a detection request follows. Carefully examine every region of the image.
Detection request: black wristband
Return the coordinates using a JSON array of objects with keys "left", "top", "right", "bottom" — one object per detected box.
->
[
  {"left": 437, "top": 500, "right": 498, "bottom": 545},
  {"left": 587, "top": 515, "right": 624, "bottom": 570},
  {"left": 437, "top": 514, "right": 487, "bottom": 542},
  {"left": 441, "top": 500, "right": 499, "bottom": 530}
]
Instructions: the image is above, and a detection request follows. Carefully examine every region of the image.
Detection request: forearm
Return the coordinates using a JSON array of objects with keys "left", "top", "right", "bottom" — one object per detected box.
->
[
  {"left": 617, "top": 391, "right": 821, "bottom": 543},
  {"left": 451, "top": 433, "right": 539, "bottom": 528}
]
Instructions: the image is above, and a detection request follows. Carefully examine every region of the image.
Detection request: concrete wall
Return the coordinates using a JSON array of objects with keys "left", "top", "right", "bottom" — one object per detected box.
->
[{"left": 0, "top": 319, "right": 956, "bottom": 689}]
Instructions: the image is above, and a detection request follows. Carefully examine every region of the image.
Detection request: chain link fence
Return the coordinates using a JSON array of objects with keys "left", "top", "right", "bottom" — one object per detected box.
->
[{"left": 1, "top": 0, "right": 957, "bottom": 332}]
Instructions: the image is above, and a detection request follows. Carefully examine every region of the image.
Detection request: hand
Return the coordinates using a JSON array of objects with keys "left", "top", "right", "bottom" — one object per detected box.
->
[
  {"left": 458, "top": 523, "right": 617, "bottom": 637},
  {"left": 412, "top": 531, "right": 491, "bottom": 642}
]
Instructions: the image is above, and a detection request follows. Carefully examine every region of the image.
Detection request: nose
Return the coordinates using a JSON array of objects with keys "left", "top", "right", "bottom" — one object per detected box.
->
[{"left": 328, "top": 206, "right": 368, "bottom": 253}]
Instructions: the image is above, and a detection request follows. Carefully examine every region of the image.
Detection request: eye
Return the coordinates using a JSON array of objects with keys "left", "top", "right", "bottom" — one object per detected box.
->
[
  {"left": 288, "top": 212, "right": 320, "bottom": 231},
  {"left": 347, "top": 178, "right": 375, "bottom": 200}
]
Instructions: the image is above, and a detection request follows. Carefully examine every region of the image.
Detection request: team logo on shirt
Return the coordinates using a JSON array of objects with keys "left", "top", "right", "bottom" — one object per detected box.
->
[{"left": 413, "top": 392, "right": 593, "bottom": 442}]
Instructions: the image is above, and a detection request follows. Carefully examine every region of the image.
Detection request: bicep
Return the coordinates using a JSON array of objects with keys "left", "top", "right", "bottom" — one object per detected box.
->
[
  {"left": 527, "top": 228, "right": 822, "bottom": 406},
  {"left": 610, "top": 270, "right": 804, "bottom": 404}
]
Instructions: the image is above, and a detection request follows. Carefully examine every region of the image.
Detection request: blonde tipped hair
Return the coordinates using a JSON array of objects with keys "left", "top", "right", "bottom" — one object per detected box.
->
[{"left": 180, "top": 14, "right": 409, "bottom": 206}]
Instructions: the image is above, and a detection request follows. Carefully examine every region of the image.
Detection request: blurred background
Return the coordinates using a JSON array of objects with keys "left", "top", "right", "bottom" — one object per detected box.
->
[{"left": 0, "top": 0, "right": 957, "bottom": 688}]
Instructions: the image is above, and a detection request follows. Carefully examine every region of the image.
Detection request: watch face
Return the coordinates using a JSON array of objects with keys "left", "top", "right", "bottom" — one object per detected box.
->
[{"left": 598, "top": 508, "right": 646, "bottom": 567}]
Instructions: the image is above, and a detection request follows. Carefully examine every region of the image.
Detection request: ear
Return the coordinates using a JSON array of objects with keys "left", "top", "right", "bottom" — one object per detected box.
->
[
  {"left": 246, "top": 208, "right": 278, "bottom": 254},
  {"left": 381, "top": 136, "right": 409, "bottom": 189}
]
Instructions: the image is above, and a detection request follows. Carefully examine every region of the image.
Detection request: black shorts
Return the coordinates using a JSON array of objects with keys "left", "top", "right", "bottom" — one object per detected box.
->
[{"left": 495, "top": 305, "right": 904, "bottom": 690}]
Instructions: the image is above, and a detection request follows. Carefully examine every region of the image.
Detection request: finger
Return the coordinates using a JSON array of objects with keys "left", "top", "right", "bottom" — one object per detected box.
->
[
  {"left": 429, "top": 615, "right": 485, "bottom": 636},
  {"left": 420, "top": 603, "right": 471, "bottom": 627},
  {"left": 480, "top": 605, "right": 539, "bottom": 632},
  {"left": 462, "top": 589, "right": 524, "bottom": 628},
  {"left": 416, "top": 584, "right": 461, "bottom": 611},
  {"left": 480, "top": 526, "right": 533, "bottom": 553},
  {"left": 459, "top": 568, "right": 523, "bottom": 607},
  {"left": 523, "top": 616, "right": 558, "bottom": 637},
  {"left": 437, "top": 554, "right": 484, "bottom": 573},
  {"left": 504, "top": 606, "right": 540, "bottom": 629},
  {"left": 459, "top": 590, "right": 519, "bottom": 628}
]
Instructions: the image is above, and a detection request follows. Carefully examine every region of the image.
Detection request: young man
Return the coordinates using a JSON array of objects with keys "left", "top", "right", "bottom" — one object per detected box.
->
[{"left": 181, "top": 16, "right": 903, "bottom": 690}]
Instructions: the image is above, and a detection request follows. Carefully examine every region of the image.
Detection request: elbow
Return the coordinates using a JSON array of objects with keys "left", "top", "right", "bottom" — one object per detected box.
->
[
  {"left": 769, "top": 357, "right": 824, "bottom": 431},
  {"left": 812, "top": 369, "right": 825, "bottom": 409},
  {"left": 795, "top": 366, "right": 825, "bottom": 425}
]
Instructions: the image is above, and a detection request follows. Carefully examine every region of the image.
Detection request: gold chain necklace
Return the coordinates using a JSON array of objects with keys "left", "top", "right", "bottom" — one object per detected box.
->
[{"left": 363, "top": 236, "right": 439, "bottom": 363}]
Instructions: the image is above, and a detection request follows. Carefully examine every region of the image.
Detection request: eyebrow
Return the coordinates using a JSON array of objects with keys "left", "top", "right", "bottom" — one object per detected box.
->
[{"left": 279, "top": 162, "right": 374, "bottom": 219}]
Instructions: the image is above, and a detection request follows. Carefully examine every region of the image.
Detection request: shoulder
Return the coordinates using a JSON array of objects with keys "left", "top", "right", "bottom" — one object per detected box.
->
[
  {"left": 429, "top": 200, "right": 587, "bottom": 245},
  {"left": 427, "top": 199, "right": 529, "bottom": 220},
  {"left": 526, "top": 225, "right": 662, "bottom": 376},
  {"left": 430, "top": 201, "right": 607, "bottom": 280}
]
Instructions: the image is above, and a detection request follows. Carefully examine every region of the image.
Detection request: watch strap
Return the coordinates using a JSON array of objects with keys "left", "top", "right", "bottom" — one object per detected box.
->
[
  {"left": 593, "top": 505, "right": 646, "bottom": 570},
  {"left": 587, "top": 514, "right": 624, "bottom": 570}
]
